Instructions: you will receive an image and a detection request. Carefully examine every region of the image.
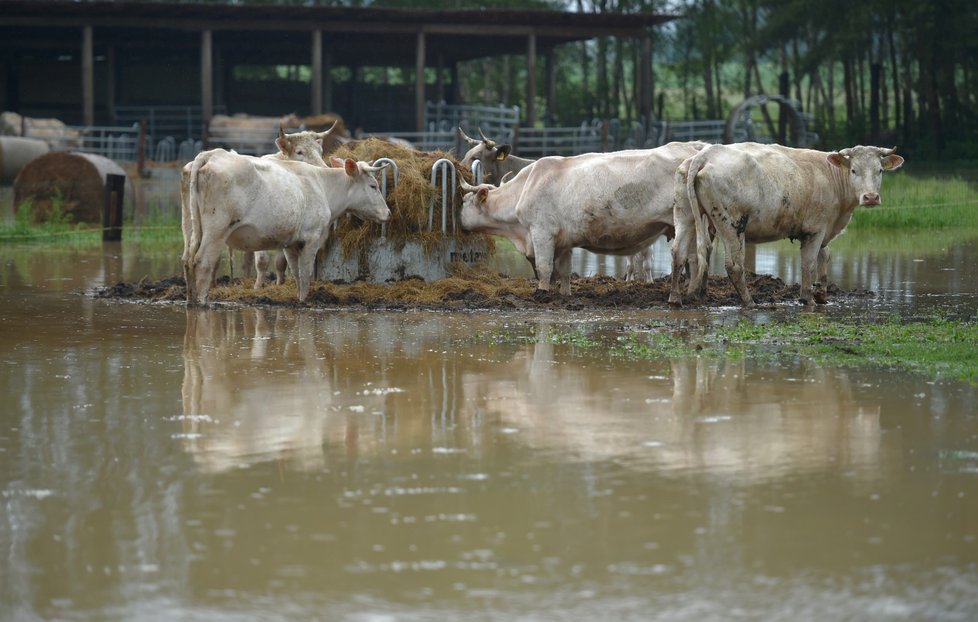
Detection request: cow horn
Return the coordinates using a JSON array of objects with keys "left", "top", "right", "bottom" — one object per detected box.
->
[
  {"left": 880, "top": 146, "right": 897, "bottom": 156},
  {"left": 458, "top": 175, "right": 479, "bottom": 193},
  {"left": 317, "top": 119, "right": 339, "bottom": 138},
  {"left": 478, "top": 127, "right": 496, "bottom": 146},
  {"left": 360, "top": 160, "right": 390, "bottom": 173},
  {"left": 278, "top": 124, "right": 286, "bottom": 140},
  {"left": 499, "top": 171, "right": 515, "bottom": 185},
  {"left": 458, "top": 126, "right": 481, "bottom": 146}
]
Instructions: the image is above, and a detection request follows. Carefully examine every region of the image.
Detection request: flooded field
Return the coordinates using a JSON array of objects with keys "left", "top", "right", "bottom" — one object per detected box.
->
[{"left": 2, "top": 238, "right": 977, "bottom": 621}]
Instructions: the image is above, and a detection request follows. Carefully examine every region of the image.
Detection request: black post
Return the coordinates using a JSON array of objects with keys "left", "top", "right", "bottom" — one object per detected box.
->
[{"left": 103, "top": 174, "right": 125, "bottom": 242}]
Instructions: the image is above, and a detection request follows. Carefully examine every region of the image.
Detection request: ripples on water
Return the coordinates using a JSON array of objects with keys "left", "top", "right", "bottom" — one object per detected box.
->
[{"left": 1, "top": 242, "right": 977, "bottom": 621}]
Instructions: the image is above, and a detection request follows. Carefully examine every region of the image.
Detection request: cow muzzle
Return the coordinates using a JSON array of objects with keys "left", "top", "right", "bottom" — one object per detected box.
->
[{"left": 860, "top": 192, "right": 881, "bottom": 207}]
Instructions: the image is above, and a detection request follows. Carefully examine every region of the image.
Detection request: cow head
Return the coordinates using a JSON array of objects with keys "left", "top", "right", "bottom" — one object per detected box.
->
[
  {"left": 276, "top": 123, "right": 337, "bottom": 167},
  {"left": 459, "top": 127, "right": 513, "bottom": 182},
  {"left": 330, "top": 157, "right": 391, "bottom": 223},
  {"left": 827, "top": 146, "right": 904, "bottom": 207},
  {"left": 458, "top": 175, "right": 494, "bottom": 231}
]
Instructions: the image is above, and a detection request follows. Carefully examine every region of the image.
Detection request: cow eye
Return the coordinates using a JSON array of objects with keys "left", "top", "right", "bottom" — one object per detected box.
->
[{"left": 850, "top": 168, "right": 856, "bottom": 176}]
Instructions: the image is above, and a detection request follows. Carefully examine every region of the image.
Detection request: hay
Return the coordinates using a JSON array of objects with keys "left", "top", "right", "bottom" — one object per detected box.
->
[
  {"left": 12, "top": 151, "right": 129, "bottom": 224},
  {"left": 325, "top": 137, "right": 493, "bottom": 260}
]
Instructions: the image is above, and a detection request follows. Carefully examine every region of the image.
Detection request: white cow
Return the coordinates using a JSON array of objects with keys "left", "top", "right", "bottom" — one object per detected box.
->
[
  {"left": 459, "top": 128, "right": 677, "bottom": 284},
  {"left": 669, "top": 142, "right": 904, "bottom": 307},
  {"left": 458, "top": 141, "right": 707, "bottom": 298},
  {"left": 184, "top": 151, "right": 390, "bottom": 305},
  {"left": 179, "top": 125, "right": 335, "bottom": 288}
]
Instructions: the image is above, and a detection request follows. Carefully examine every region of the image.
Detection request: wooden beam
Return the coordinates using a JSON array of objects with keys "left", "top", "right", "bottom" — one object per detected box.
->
[
  {"left": 639, "top": 33, "right": 652, "bottom": 121},
  {"left": 323, "top": 50, "right": 332, "bottom": 113},
  {"left": 415, "top": 31, "right": 425, "bottom": 132},
  {"left": 545, "top": 49, "right": 556, "bottom": 125},
  {"left": 201, "top": 29, "right": 213, "bottom": 126},
  {"left": 525, "top": 32, "right": 536, "bottom": 127},
  {"left": 81, "top": 25, "right": 94, "bottom": 126},
  {"left": 311, "top": 29, "right": 322, "bottom": 116}
]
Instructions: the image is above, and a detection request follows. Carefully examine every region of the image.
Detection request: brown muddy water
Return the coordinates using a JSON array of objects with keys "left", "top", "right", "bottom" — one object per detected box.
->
[{"left": 2, "top": 239, "right": 978, "bottom": 622}]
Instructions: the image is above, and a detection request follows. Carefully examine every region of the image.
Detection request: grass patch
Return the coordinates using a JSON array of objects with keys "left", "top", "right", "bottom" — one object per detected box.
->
[
  {"left": 0, "top": 198, "right": 101, "bottom": 243},
  {"left": 0, "top": 199, "right": 183, "bottom": 246},
  {"left": 471, "top": 314, "right": 978, "bottom": 383},
  {"left": 708, "top": 314, "right": 978, "bottom": 382},
  {"left": 850, "top": 173, "right": 978, "bottom": 230}
]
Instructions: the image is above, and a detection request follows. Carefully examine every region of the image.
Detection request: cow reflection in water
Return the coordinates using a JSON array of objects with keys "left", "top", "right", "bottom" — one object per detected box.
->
[
  {"left": 461, "top": 321, "right": 885, "bottom": 483},
  {"left": 182, "top": 308, "right": 349, "bottom": 473},
  {"left": 182, "top": 311, "right": 886, "bottom": 482}
]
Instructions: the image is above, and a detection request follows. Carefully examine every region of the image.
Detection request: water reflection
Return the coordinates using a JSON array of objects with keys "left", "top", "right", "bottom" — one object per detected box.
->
[{"left": 180, "top": 309, "right": 890, "bottom": 486}]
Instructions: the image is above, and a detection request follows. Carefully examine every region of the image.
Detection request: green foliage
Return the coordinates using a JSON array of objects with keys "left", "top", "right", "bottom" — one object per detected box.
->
[
  {"left": 850, "top": 173, "right": 978, "bottom": 230},
  {"left": 0, "top": 197, "right": 98, "bottom": 244}
]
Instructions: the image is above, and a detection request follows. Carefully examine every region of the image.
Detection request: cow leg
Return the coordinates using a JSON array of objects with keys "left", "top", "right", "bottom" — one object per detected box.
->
[
  {"left": 294, "top": 243, "right": 319, "bottom": 303},
  {"left": 670, "top": 219, "right": 695, "bottom": 306},
  {"left": 282, "top": 248, "right": 300, "bottom": 286},
  {"left": 253, "top": 251, "right": 269, "bottom": 289},
  {"left": 529, "top": 231, "right": 555, "bottom": 295},
  {"left": 274, "top": 251, "right": 289, "bottom": 285},
  {"left": 554, "top": 250, "right": 572, "bottom": 296},
  {"left": 713, "top": 224, "right": 753, "bottom": 308},
  {"left": 191, "top": 235, "right": 226, "bottom": 306},
  {"left": 813, "top": 245, "right": 831, "bottom": 304},
  {"left": 242, "top": 250, "right": 255, "bottom": 280},
  {"left": 817, "top": 246, "right": 830, "bottom": 284},
  {"left": 798, "top": 232, "right": 826, "bottom": 305}
]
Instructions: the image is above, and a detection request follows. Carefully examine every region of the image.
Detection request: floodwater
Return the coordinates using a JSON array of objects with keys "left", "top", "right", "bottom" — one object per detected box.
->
[{"left": 2, "top": 237, "right": 977, "bottom": 622}]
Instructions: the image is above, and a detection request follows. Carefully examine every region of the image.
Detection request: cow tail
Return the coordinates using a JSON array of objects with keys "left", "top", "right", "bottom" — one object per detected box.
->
[
  {"left": 686, "top": 148, "right": 711, "bottom": 287},
  {"left": 186, "top": 155, "right": 206, "bottom": 292}
]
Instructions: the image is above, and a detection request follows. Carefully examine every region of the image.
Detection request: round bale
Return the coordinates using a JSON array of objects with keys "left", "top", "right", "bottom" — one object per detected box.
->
[
  {"left": 13, "top": 151, "right": 128, "bottom": 224},
  {"left": 0, "top": 136, "right": 50, "bottom": 184}
]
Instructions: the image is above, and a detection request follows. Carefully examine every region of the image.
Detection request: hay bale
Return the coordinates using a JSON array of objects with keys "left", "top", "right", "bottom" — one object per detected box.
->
[
  {"left": 326, "top": 137, "right": 492, "bottom": 259},
  {"left": 13, "top": 151, "right": 129, "bottom": 224},
  {"left": 0, "top": 136, "right": 49, "bottom": 184}
]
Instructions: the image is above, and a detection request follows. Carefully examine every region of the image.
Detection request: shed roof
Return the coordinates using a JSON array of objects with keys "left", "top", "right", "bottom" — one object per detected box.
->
[{"left": 0, "top": 1, "right": 677, "bottom": 66}]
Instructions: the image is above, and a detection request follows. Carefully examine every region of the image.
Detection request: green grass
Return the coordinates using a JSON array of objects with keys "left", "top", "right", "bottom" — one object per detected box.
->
[
  {"left": 850, "top": 172, "right": 978, "bottom": 230},
  {"left": 476, "top": 315, "right": 978, "bottom": 383},
  {"left": 708, "top": 314, "right": 978, "bottom": 382},
  {"left": 0, "top": 200, "right": 182, "bottom": 245}
]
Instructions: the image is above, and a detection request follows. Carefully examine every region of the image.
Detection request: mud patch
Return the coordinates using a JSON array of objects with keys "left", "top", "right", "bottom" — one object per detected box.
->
[{"left": 92, "top": 270, "right": 875, "bottom": 311}]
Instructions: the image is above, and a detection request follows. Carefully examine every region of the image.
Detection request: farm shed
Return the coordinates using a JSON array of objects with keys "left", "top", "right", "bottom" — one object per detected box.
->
[{"left": 0, "top": 1, "right": 674, "bottom": 133}]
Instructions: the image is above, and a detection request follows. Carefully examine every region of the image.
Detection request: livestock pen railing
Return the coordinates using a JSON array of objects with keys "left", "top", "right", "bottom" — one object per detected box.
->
[
  {"left": 30, "top": 123, "right": 145, "bottom": 162},
  {"left": 114, "top": 105, "right": 227, "bottom": 143},
  {"left": 511, "top": 124, "right": 604, "bottom": 157}
]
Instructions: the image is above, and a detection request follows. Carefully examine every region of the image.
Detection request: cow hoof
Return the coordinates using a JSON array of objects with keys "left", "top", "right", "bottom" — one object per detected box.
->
[{"left": 532, "top": 288, "right": 553, "bottom": 302}]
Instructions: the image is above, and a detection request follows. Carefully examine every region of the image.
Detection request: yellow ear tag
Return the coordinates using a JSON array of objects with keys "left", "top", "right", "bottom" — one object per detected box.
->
[{"left": 496, "top": 152, "right": 506, "bottom": 161}]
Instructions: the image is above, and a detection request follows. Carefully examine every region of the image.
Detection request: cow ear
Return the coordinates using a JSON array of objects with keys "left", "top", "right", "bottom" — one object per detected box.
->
[
  {"left": 477, "top": 187, "right": 489, "bottom": 203},
  {"left": 344, "top": 158, "right": 358, "bottom": 177},
  {"left": 882, "top": 154, "right": 904, "bottom": 171},
  {"left": 496, "top": 144, "right": 512, "bottom": 161},
  {"left": 275, "top": 126, "right": 292, "bottom": 156},
  {"left": 826, "top": 152, "right": 848, "bottom": 169},
  {"left": 329, "top": 156, "right": 344, "bottom": 168}
]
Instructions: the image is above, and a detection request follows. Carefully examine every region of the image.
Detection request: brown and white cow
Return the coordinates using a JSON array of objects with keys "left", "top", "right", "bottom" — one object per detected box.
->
[
  {"left": 179, "top": 125, "right": 336, "bottom": 288},
  {"left": 669, "top": 142, "right": 904, "bottom": 307},
  {"left": 184, "top": 150, "right": 390, "bottom": 305},
  {"left": 458, "top": 127, "right": 535, "bottom": 185},
  {"left": 459, "top": 141, "right": 707, "bottom": 298}
]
